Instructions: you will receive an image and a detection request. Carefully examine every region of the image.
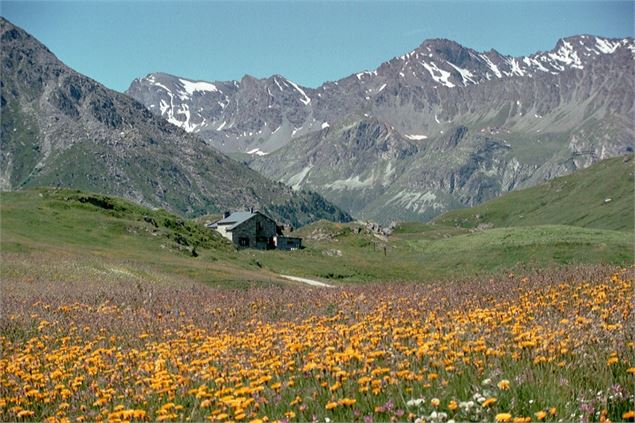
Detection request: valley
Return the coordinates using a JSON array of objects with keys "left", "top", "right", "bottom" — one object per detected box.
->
[{"left": 1, "top": 11, "right": 633, "bottom": 423}]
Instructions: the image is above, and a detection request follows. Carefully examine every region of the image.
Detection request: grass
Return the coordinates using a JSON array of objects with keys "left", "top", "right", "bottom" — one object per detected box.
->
[
  {"left": 0, "top": 188, "right": 285, "bottom": 289},
  {"left": 1, "top": 155, "right": 633, "bottom": 286}
]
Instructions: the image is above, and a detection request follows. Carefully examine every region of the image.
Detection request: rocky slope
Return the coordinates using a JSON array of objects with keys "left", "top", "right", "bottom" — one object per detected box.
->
[
  {"left": 130, "top": 35, "right": 634, "bottom": 223},
  {"left": 0, "top": 18, "right": 351, "bottom": 226}
]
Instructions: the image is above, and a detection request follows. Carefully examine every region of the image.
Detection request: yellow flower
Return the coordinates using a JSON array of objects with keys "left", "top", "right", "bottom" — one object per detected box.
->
[
  {"left": 535, "top": 411, "right": 547, "bottom": 421},
  {"left": 482, "top": 398, "right": 497, "bottom": 408},
  {"left": 338, "top": 398, "right": 357, "bottom": 407},
  {"left": 496, "top": 413, "right": 513, "bottom": 422},
  {"left": 627, "top": 367, "right": 635, "bottom": 374},
  {"left": 431, "top": 398, "right": 440, "bottom": 407},
  {"left": 448, "top": 400, "right": 458, "bottom": 411},
  {"left": 17, "top": 410, "right": 35, "bottom": 418},
  {"left": 549, "top": 407, "right": 557, "bottom": 416},
  {"left": 497, "top": 379, "right": 510, "bottom": 390},
  {"left": 325, "top": 402, "right": 338, "bottom": 410},
  {"left": 607, "top": 356, "right": 619, "bottom": 366},
  {"left": 623, "top": 411, "right": 635, "bottom": 421}
]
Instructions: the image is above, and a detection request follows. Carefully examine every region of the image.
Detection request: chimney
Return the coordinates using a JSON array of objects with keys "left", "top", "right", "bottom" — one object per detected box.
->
[
  {"left": 249, "top": 207, "right": 254, "bottom": 213},
  {"left": 223, "top": 211, "right": 230, "bottom": 218}
]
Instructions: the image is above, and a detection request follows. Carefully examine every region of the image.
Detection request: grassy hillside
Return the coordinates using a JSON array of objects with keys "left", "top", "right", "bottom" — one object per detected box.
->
[
  {"left": 432, "top": 155, "right": 634, "bottom": 231},
  {"left": 0, "top": 188, "right": 287, "bottom": 288},
  {"left": 2, "top": 156, "right": 632, "bottom": 286}
]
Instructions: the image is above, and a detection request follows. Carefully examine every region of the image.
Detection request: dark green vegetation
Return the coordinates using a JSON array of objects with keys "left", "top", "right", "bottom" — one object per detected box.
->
[{"left": 1, "top": 156, "right": 632, "bottom": 286}]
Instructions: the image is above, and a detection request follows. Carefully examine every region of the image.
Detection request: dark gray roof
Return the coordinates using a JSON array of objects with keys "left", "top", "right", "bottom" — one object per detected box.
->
[
  {"left": 212, "top": 210, "right": 277, "bottom": 231},
  {"left": 215, "top": 211, "right": 254, "bottom": 226}
]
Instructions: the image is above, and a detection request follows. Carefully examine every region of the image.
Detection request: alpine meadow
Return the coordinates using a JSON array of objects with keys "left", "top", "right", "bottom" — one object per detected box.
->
[{"left": 0, "top": 3, "right": 634, "bottom": 423}]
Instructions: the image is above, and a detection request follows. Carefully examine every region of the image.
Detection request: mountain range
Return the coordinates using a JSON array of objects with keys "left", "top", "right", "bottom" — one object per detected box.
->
[
  {"left": 0, "top": 17, "right": 351, "bottom": 227},
  {"left": 128, "top": 35, "right": 634, "bottom": 223}
]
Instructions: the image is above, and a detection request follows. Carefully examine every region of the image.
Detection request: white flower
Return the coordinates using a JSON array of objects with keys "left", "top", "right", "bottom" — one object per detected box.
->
[
  {"left": 482, "top": 378, "right": 492, "bottom": 385},
  {"left": 407, "top": 398, "right": 425, "bottom": 407},
  {"left": 325, "top": 418, "right": 331, "bottom": 423},
  {"left": 415, "top": 419, "right": 423, "bottom": 423},
  {"left": 459, "top": 401, "right": 474, "bottom": 410}
]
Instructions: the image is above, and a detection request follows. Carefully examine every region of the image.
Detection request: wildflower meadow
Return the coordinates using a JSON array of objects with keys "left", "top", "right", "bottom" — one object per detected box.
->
[{"left": 1, "top": 266, "right": 633, "bottom": 422}]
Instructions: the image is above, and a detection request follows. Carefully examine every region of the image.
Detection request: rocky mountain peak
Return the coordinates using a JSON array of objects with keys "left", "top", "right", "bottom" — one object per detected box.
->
[{"left": 1, "top": 17, "right": 352, "bottom": 225}]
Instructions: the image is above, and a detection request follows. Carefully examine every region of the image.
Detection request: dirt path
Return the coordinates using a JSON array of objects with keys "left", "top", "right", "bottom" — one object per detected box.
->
[{"left": 280, "top": 274, "right": 334, "bottom": 288}]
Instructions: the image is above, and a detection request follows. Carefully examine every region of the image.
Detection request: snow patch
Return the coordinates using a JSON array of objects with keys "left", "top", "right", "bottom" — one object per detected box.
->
[
  {"left": 404, "top": 134, "right": 428, "bottom": 140},
  {"left": 447, "top": 62, "right": 476, "bottom": 85},
  {"left": 547, "top": 40, "right": 584, "bottom": 69},
  {"left": 506, "top": 58, "right": 526, "bottom": 76},
  {"left": 246, "top": 148, "right": 268, "bottom": 156},
  {"left": 595, "top": 37, "right": 620, "bottom": 54},
  {"left": 286, "top": 79, "right": 311, "bottom": 105},
  {"left": 321, "top": 122, "right": 330, "bottom": 129},
  {"left": 479, "top": 54, "right": 502, "bottom": 78},
  {"left": 179, "top": 79, "right": 218, "bottom": 95},
  {"left": 422, "top": 62, "right": 455, "bottom": 88}
]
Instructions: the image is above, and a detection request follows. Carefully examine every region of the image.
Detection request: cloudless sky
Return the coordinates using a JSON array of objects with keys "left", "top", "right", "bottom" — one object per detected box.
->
[{"left": 2, "top": 1, "right": 633, "bottom": 92}]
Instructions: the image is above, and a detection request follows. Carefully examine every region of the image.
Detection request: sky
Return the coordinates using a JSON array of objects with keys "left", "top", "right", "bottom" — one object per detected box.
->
[{"left": 2, "top": 1, "right": 633, "bottom": 92}]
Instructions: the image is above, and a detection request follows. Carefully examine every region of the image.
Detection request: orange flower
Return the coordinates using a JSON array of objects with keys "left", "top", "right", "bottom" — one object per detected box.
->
[
  {"left": 482, "top": 398, "right": 497, "bottom": 408},
  {"left": 497, "top": 380, "right": 510, "bottom": 390},
  {"left": 496, "top": 413, "right": 513, "bottom": 422}
]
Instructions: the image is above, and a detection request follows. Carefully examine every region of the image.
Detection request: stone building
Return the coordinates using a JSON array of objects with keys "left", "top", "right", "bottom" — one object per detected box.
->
[{"left": 208, "top": 210, "right": 279, "bottom": 249}]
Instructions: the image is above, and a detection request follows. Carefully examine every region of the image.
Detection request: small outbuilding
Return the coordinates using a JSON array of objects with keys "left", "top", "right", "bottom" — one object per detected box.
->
[{"left": 274, "top": 236, "right": 303, "bottom": 250}]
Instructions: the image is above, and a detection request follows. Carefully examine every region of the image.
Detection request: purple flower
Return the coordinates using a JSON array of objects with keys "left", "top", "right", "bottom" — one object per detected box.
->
[
  {"left": 364, "top": 416, "right": 373, "bottom": 423},
  {"left": 580, "top": 402, "right": 594, "bottom": 415}
]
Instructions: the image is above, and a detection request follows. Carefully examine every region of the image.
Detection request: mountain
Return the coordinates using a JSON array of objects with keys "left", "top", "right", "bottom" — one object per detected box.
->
[
  {"left": 432, "top": 154, "right": 634, "bottom": 231},
  {"left": 0, "top": 17, "right": 351, "bottom": 227},
  {"left": 129, "top": 35, "right": 634, "bottom": 224}
]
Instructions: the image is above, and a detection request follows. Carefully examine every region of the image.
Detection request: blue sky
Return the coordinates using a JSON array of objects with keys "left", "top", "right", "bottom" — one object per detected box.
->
[{"left": 2, "top": 1, "right": 633, "bottom": 92}]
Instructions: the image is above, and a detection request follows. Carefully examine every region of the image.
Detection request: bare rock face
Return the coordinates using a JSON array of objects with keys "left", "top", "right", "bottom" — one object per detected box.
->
[
  {"left": 128, "top": 33, "right": 634, "bottom": 224},
  {"left": 0, "top": 18, "right": 351, "bottom": 227}
]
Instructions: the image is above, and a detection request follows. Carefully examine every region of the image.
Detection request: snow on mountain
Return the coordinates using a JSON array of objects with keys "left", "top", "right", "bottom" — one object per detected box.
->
[{"left": 127, "top": 35, "right": 634, "bottom": 153}]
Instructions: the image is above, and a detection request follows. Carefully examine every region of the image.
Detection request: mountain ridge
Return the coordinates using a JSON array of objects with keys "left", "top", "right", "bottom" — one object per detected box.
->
[
  {"left": 127, "top": 32, "right": 634, "bottom": 224},
  {"left": 0, "top": 17, "right": 352, "bottom": 226},
  {"left": 127, "top": 34, "right": 634, "bottom": 154}
]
